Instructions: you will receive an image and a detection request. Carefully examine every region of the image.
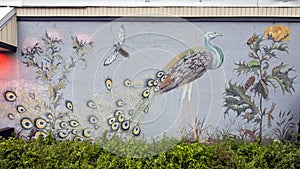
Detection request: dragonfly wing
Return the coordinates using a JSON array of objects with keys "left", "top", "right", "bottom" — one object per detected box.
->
[
  {"left": 118, "top": 24, "right": 125, "bottom": 45},
  {"left": 103, "top": 50, "right": 118, "bottom": 66}
]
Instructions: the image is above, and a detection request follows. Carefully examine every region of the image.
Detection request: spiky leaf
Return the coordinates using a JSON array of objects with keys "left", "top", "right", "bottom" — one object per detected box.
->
[
  {"left": 274, "top": 43, "right": 289, "bottom": 53},
  {"left": 224, "top": 81, "right": 260, "bottom": 120},
  {"left": 234, "top": 60, "right": 260, "bottom": 76},
  {"left": 252, "top": 79, "right": 269, "bottom": 100},
  {"left": 266, "top": 63, "right": 296, "bottom": 94}
]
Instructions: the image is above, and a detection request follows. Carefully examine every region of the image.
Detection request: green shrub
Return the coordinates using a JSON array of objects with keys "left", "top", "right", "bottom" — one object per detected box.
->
[{"left": 0, "top": 136, "right": 299, "bottom": 169}]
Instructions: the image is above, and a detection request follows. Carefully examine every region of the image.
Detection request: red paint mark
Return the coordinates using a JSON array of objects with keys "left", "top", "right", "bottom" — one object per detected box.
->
[{"left": 0, "top": 53, "right": 15, "bottom": 79}]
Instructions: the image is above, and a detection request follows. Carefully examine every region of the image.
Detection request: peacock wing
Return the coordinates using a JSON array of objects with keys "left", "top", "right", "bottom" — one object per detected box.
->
[{"left": 160, "top": 50, "right": 212, "bottom": 93}]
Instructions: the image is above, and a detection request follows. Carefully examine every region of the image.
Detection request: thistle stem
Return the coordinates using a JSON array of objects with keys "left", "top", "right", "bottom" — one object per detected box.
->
[
  {"left": 259, "top": 93, "right": 263, "bottom": 143},
  {"left": 257, "top": 39, "right": 266, "bottom": 143}
]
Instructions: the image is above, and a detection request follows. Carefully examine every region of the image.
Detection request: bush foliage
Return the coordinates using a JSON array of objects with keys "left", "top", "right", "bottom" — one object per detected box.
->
[{"left": 0, "top": 136, "right": 299, "bottom": 169}]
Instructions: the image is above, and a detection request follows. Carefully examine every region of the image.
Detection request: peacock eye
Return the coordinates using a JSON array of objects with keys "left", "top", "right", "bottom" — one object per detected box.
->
[
  {"left": 132, "top": 125, "right": 141, "bottom": 136},
  {"left": 114, "top": 110, "right": 123, "bottom": 117},
  {"left": 89, "top": 115, "right": 98, "bottom": 124},
  {"left": 4, "top": 91, "right": 17, "bottom": 102},
  {"left": 58, "top": 131, "right": 69, "bottom": 138},
  {"left": 21, "top": 117, "right": 33, "bottom": 129},
  {"left": 73, "top": 136, "right": 84, "bottom": 142},
  {"left": 117, "top": 113, "right": 125, "bottom": 122},
  {"left": 83, "top": 128, "right": 94, "bottom": 138},
  {"left": 128, "top": 109, "right": 134, "bottom": 115},
  {"left": 29, "top": 92, "right": 35, "bottom": 99},
  {"left": 65, "top": 100, "right": 73, "bottom": 111},
  {"left": 160, "top": 76, "right": 166, "bottom": 82},
  {"left": 8, "top": 113, "right": 15, "bottom": 120},
  {"left": 34, "top": 131, "right": 47, "bottom": 139},
  {"left": 106, "top": 132, "right": 114, "bottom": 140},
  {"left": 115, "top": 133, "right": 122, "bottom": 139},
  {"left": 87, "top": 100, "right": 97, "bottom": 109},
  {"left": 17, "top": 105, "right": 26, "bottom": 113},
  {"left": 147, "top": 79, "right": 154, "bottom": 87},
  {"left": 35, "top": 118, "right": 47, "bottom": 129},
  {"left": 108, "top": 117, "right": 116, "bottom": 125},
  {"left": 144, "top": 106, "right": 149, "bottom": 113},
  {"left": 69, "top": 120, "right": 80, "bottom": 127},
  {"left": 60, "top": 121, "right": 68, "bottom": 128},
  {"left": 156, "top": 71, "right": 164, "bottom": 78},
  {"left": 111, "top": 122, "right": 120, "bottom": 131},
  {"left": 154, "top": 86, "right": 160, "bottom": 92},
  {"left": 142, "top": 89, "right": 150, "bottom": 98},
  {"left": 105, "top": 78, "right": 112, "bottom": 91},
  {"left": 72, "top": 129, "right": 79, "bottom": 135},
  {"left": 46, "top": 113, "right": 53, "bottom": 119},
  {"left": 124, "top": 79, "right": 131, "bottom": 87},
  {"left": 35, "top": 105, "right": 41, "bottom": 111},
  {"left": 121, "top": 120, "right": 130, "bottom": 130},
  {"left": 116, "top": 100, "right": 126, "bottom": 107}
]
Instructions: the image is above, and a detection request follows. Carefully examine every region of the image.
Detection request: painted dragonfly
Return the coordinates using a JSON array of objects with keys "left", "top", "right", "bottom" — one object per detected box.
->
[{"left": 103, "top": 25, "right": 129, "bottom": 66}]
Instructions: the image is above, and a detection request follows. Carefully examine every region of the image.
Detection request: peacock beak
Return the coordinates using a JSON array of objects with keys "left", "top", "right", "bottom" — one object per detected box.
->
[{"left": 215, "top": 33, "right": 223, "bottom": 37}]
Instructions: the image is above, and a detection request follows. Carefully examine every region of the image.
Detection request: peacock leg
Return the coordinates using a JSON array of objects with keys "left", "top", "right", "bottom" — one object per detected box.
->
[
  {"left": 187, "top": 83, "right": 197, "bottom": 141},
  {"left": 179, "top": 85, "right": 188, "bottom": 134}
]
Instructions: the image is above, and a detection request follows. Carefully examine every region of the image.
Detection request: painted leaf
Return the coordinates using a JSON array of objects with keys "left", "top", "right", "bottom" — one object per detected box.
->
[
  {"left": 224, "top": 81, "right": 260, "bottom": 120},
  {"left": 53, "top": 79, "right": 67, "bottom": 92},
  {"left": 48, "top": 85, "right": 55, "bottom": 100},
  {"left": 234, "top": 60, "right": 260, "bottom": 76},
  {"left": 241, "top": 112, "right": 256, "bottom": 122},
  {"left": 274, "top": 43, "right": 289, "bottom": 53},
  {"left": 266, "top": 63, "right": 296, "bottom": 94},
  {"left": 252, "top": 79, "right": 269, "bottom": 100},
  {"left": 247, "top": 60, "right": 260, "bottom": 67},
  {"left": 267, "top": 103, "right": 276, "bottom": 128}
]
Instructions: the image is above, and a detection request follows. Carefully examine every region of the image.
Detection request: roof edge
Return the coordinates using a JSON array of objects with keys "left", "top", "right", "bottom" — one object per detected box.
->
[
  {"left": 0, "top": 7, "right": 16, "bottom": 30},
  {"left": 0, "top": 41, "right": 17, "bottom": 53}
]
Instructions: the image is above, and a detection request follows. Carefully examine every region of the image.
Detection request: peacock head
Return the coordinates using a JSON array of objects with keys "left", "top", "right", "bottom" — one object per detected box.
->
[
  {"left": 204, "top": 32, "right": 224, "bottom": 70},
  {"left": 204, "top": 32, "right": 222, "bottom": 41}
]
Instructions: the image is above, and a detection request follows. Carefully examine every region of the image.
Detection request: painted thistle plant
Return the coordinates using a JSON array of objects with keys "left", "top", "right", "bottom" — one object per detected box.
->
[
  {"left": 224, "top": 24, "right": 296, "bottom": 141},
  {"left": 11, "top": 30, "right": 93, "bottom": 140}
]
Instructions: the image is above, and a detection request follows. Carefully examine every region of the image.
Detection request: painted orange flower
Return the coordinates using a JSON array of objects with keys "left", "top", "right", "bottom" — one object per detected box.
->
[{"left": 264, "top": 24, "right": 290, "bottom": 42}]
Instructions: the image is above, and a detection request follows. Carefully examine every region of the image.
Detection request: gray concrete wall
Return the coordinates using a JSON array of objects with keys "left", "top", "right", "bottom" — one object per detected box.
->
[{"left": 0, "top": 18, "right": 299, "bottom": 142}]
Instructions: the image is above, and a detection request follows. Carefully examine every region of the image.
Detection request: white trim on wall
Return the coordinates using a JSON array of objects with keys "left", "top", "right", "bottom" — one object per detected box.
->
[
  {"left": 16, "top": 7, "right": 300, "bottom": 18},
  {"left": 1, "top": 0, "right": 300, "bottom": 7}
]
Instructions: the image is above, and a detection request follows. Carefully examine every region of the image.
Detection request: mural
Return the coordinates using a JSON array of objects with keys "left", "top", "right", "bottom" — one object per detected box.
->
[
  {"left": 103, "top": 30, "right": 224, "bottom": 141},
  {"left": 1, "top": 30, "right": 93, "bottom": 141},
  {"left": 0, "top": 19, "right": 299, "bottom": 147},
  {"left": 224, "top": 24, "right": 296, "bottom": 142}
]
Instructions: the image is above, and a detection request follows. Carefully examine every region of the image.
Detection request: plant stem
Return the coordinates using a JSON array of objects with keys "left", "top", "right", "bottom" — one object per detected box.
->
[
  {"left": 259, "top": 94, "right": 263, "bottom": 143},
  {"left": 258, "top": 42, "right": 265, "bottom": 143}
]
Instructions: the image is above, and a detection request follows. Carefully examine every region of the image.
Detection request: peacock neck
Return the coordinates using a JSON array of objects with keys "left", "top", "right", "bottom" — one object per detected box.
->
[{"left": 204, "top": 37, "right": 224, "bottom": 70}]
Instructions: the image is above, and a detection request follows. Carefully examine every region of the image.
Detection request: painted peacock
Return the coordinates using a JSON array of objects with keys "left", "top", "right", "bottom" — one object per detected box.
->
[
  {"left": 0, "top": 31, "right": 224, "bottom": 142},
  {"left": 104, "top": 32, "right": 224, "bottom": 140}
]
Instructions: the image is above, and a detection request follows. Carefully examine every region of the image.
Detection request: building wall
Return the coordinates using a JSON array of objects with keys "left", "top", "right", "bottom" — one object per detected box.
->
[
  {"left": 16, "top": 7, "right": 300, "bottom": 17},
  {"left": 0, "top": 15, "right": 17, "bottom": 47},
  {"left": 0, "top": 17, "right": 299, "bottom": 142}
]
